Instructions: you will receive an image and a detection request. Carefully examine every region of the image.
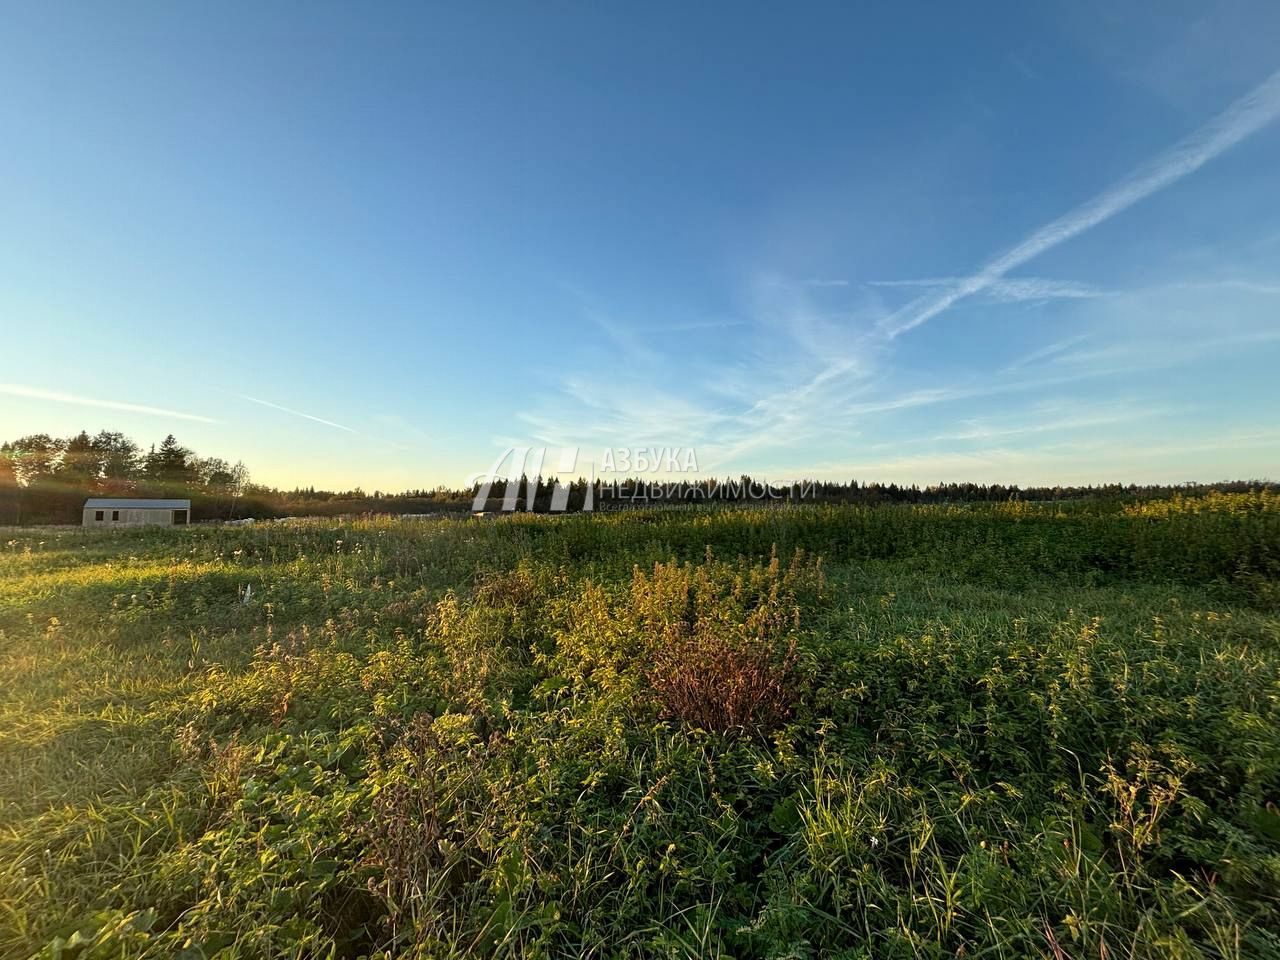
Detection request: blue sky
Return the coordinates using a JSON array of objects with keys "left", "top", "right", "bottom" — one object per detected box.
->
[{"left": 2, "top": 2, "right": 1278, "bottom": 490}]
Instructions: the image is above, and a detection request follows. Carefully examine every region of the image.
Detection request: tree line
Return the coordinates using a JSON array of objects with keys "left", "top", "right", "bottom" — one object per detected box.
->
[
  {"left": 1, "top": 428, "right": 1275, "bottom": 525},
  {"left": 473, "top": 475, "right": 1279, "bottom": 513},
  {"left": 0, "top": 431, "right": 251, "bottom": 525}
]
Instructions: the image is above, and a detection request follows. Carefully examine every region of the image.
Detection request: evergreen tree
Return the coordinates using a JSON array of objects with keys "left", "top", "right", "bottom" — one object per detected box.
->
[
  {"left": 146, "top": 435, "right": 194, "bottom": 484},
  {"left": 57, "top": 431, "right": 99, "bottom": 483}
]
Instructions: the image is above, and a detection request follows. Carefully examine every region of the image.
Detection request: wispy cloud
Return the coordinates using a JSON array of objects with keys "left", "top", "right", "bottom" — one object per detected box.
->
[
  {"left": 1047, "top": 328, "right": 1280, "bottom": 371},
  {"left": 520, "top": 69, "right": 1280, "bottom": 479},
  {"left": 878, "top": 66, "right": 1280, "bottom": 338},
  {"left": 520, "top": 268, "right": 1279, "bottom": 477},
  {"left": 654, "top": 318, "right": 749, "bottom": 332},
  {"left": 0, "top": 383, "right": 217, "bottom": 423},
  {"left": 1160, "top": 278, "right": 1280, "bottom": 296},
  {"left": 1007, "top": 52, "right": 1041, "bottom": 82},
  {"left": 869, "top": 276, "right": 1102, "bottom": 303},
  {"left": 1003, "top": 334, "right": 1093, "bottom": 371},
  {"left": 581, "top": 309, "right": 664, "bottom": 365},
  {"left": 773, "top": 424, "right": 1280, "bottom": 486},
  {"left": 239, "top": 395, "right": 356, "bottom": 433},
  {"left": 927, "top": 404, "right": 1179, "bottom": 443}
]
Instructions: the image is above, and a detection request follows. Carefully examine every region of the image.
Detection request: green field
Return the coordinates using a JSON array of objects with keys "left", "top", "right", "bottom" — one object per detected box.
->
[{"left": 2, "top": 496, "right": 1279, "bottom": 959}]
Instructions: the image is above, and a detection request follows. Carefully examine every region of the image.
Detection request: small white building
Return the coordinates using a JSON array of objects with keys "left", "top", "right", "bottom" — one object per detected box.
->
[{"left": 83, "top": 498, "right": 191, "bottom": 527}]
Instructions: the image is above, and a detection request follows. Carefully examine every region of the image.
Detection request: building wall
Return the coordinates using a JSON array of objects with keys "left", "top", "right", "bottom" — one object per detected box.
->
[{"left": 82, "top": 508, "right": 177, "bottom": 527}]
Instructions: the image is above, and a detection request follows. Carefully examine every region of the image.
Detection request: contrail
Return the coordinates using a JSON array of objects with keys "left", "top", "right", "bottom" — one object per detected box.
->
[
  {"left": 881, "top": 67, "right": 1280, "bottom": 338},
  {"left": 239, "top": 394, "right": 356, "bottom": 433},
  {"left": 0, "top": 383, "right": 218, "bottom": 422},
  {"left": 869, "top": 277, "right": 1102, "bottom": 302}
]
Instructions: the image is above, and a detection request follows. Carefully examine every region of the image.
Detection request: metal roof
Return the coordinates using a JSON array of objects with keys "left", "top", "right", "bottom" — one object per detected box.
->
[{"left": 84, "top": 498, "right": 191, "bottom": 509}]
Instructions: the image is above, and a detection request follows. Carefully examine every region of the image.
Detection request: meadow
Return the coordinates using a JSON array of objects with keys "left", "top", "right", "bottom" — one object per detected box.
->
[{"left": 1, "top": 495, "right": 1278, "bottom": 959}]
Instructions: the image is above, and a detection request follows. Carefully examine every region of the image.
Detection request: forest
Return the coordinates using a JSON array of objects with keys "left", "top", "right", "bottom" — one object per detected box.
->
[{"left": 3, "top": 428, "right": 1275, "bottom": 525}]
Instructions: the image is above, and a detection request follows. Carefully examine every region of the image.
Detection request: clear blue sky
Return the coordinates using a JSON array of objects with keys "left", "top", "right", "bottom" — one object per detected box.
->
[{"left": 2, "top": 2, "right": 1278, "bottom": 490}]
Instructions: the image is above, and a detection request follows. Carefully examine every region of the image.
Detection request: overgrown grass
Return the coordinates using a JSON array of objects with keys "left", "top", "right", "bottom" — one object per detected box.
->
[{"left": 1, "top": 498, "right": 1278, "bottom": 958}]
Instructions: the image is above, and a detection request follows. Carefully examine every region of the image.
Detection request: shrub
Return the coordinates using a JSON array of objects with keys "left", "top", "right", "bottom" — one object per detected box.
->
[
  {"left": 634, "top": 549, "right": 817, "bottom": 735},
  {"left": 647, "top": 625, "right": 798, "bottom": 734}
]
